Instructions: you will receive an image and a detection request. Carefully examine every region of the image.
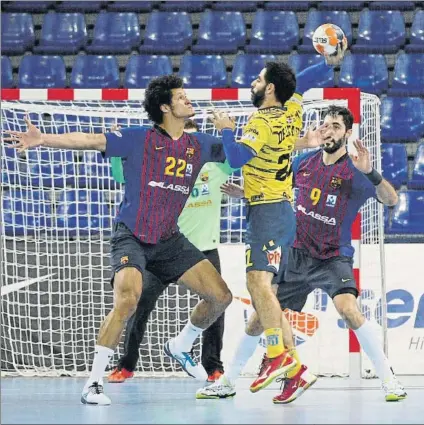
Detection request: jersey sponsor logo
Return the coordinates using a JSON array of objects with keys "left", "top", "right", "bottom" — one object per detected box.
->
[
  {"left": 113, "top": 131, "right": 122, "bottom": 137},
  {"left": 186, "top": 164, "right": 193, "bottom": 177},
  {"left": 155, "top": 146, "right": 165, "bottom": 150},
  {"left": 297, "top": 204, "right": 337, "bottom": 226},
  {"left": 243, "top": 133, "right": 257, "bottom": 142},
  {"left": 148, "top": 181, "right": 190, "bottom": 195},
  {"left": 330, "top": 176, "right": 343, "bottom": 189},
  {"left": 326, "top": 194, "right": 337, "bottom": 207},
  {"left": 201, "top": 183, "right": 209, "bottom": 195},
  {"left": 303, "top": 172, "right": 311, "bottom": 177},
  {"left": 265, "top": 246, "right": 281, "bottom": 271},
  {"left": 185, "top": 200, "right": 212, "bottom": 208},
  {"left": 250, "top": 193, "right": 264, "bottom": 202},
  {"left": 186, "top": 147, "right": 195, "bottom": 159}
]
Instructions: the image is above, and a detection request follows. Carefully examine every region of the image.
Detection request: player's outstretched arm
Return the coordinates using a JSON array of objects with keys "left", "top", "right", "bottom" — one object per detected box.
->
[
  {"left": 350, "top": 139, "right": 398, "bottom": 207},
  {"left": 3, "top": 116, "right": 106, "bottom": 153},
  {"left": 295, "top": 123, "right": 328, "bottom": 150}
]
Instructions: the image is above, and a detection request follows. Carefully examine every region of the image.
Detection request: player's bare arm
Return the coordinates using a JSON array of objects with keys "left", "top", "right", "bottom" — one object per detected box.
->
[
  {"left": 220, "top": 182, "right": 244, "bottom": 199},
  {"left": 294, "top": 123, "right": 328, "bottom": 150},
  {"left": 349, "top": 139, "right": 399, "bottom": 207},
  {"left": 3, "top": 115, "right": 106, "bottom": 153}
]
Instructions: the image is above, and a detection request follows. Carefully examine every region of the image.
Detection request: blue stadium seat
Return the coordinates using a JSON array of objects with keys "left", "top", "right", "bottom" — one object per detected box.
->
[
  {"left": 368, "top": 1, "right": 415, "bottom": 10},
  {"left": 1, "top": 56, "right": 13, "bottom": 88},
  {"left": 381, "top": 144, "right": 408, "bottom": 189},
  {"left": 140, "top": 11, "right": 192, "bottom": 54},
  {"left": 56, "top": 189, "right": 111, "bottom": 236},
  {"left": 339, "top": 54, "right": 388, "bottom": 95},
  {"left": 2, "top": 1, "right": 55, "bottom": 12},
  {"left": 409, "top": 143, "right": 424, "bottom": 189},
  {"left": 71, "top": 55, "right": 120, "bottom": 88},
  {"left": 179, "top": 55, "right": 227, "bottom": 88},
  {"left": 288, "top": 54, "right": 334, "bottom": 88},
  {"left": 107, "top": 1, "right": 155, "bottom": 12},
  {"left": 213, "top": 2, "right": 258, "bottom": 12},
  {"left": 87, "top": 12, "right": 140, "bottom": 54},
  {"left": 78, "top": 152, "right": 117, "bottom": 190},
  {"left": 299, "top": 11, "right": 352, "bottom": 53},
  {"left": 381, "top": 97, "right": 424, "bottom": 142},
  {"left": 2, "top": 189, "right": 52, "bottom": 236},
  {"left": 263, "top": 1, "right": 311, "bottom": 11},
  {"left": 158, "top": 1, "right": 207, "bottom": 12},
  {"left": 55, "top": 1, "right": 106, "bottom": 12},
  {"left": 193, "top": 11, "right": 246, "bottom": 54},
  {"left": 1, "top": 13, "right": 34, "bottom": 54},
  {"left": 387, "top": 191, "right": 424, "bottom": 234},
  {"left": 18, "top": 55, "right": 66, "bottom": 88},
  {"left": 231, "top": 54, "right": 276, "bottom": 88},
  {"left": 405, "top": 11, "right": 424, "bottom": 53},
  {"left": 318, "top": 2, "right": 365, "bottom": 11},
  {"left": 34, "top": 13, "right": 87, "bottom": 54},
  {"left": 247, "top": 11, "right": 299, "bottom": 54},
  {"left": 389, "top": 53, "right": 424, "bottom": 96},
  {"left": 27, "top": 149, "right": 75, "bottom": 188},
  {"left": 124, "top": 55, "right": 172, "bottom": 88},
  {"left": 352, "top": 10, "right": 406, "bottom": 54}
]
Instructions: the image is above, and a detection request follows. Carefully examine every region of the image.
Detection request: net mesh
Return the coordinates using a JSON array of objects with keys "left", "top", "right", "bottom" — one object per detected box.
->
[{"left": 1, "top": 92, "right": 384, "bottom": 377}]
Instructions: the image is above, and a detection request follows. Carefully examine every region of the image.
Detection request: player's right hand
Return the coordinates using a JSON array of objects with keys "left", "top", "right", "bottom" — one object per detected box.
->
[
  {"left": 220, "top": 182, "right": 245, "bottom": 199},
  {"left": 2, "top": 115, "right": 44, "bottom": 153},
  {"left": 324, "top": 36, "right": 347, "bottom": 67}
]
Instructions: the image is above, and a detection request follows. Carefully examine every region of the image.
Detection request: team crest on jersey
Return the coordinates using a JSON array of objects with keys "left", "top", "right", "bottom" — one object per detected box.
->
[
  {"left": 186, "top": 147, "right": 195, "bottom": 159},
  {"left": 330, "top": 176, "right": 342, "bottom": 189},
  {"left": 200, "top": 172, "right": 209, "bottom": 182},
  {"left": 120, "top": 256, "right": 129, "bottom": 265},
  {"left": 326, "top": 194, "right": 337, "bottom": 207}
]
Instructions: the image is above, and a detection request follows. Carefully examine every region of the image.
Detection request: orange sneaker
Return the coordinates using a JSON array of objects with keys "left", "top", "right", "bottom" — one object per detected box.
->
[
  {"left": 108, "top": 367, "right": 134, "bottom": 383},
  {"left": 273, "top": 364, "right": 317, "bottom": 404},
  {"left": 250, "top": 351, "right": 297, "bottom": 393},
  {"left": 207, "top": 370, "right": 224, "bottom": 383}
]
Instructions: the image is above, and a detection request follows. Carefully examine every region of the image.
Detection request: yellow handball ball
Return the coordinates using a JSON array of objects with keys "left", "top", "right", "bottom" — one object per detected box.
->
[{"left": 312, "top": 23, "right": 347, "bottom": 56}]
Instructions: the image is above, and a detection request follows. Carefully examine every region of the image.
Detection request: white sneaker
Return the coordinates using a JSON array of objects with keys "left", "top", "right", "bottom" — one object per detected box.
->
[
  {"left": 164, "top": 339, "right": 207, "bottom": 381},
  {"left": 81, "top": 382, "right": 111, "bottom": 405},
  {"left": 196, "top": 375, "right": 236, "bottom": 399},
  {"left": 382, "top": 379, "right": 407, "bottom": 402}
]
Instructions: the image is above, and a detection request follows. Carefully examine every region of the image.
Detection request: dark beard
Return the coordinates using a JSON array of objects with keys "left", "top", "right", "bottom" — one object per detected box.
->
[
  {"left": 322, "top": 136, "right": 346, "bottom": 154},
  {"left": 251, "top": 87, "right": 266, "bottom": 108}
]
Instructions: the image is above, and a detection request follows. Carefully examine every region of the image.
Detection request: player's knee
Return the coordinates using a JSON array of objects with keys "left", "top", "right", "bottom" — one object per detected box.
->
[
  {"left": 113, "top": 268, "right": 142, "bottom": 317},
  {"left": 215, "top": 287, "right": 232, "bottom": 309},
  {"left": 338, "top": 304, "right": 362, "bottom": 328}
]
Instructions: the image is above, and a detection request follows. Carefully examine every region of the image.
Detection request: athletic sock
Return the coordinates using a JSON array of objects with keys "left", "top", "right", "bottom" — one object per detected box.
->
[
  {"left": 172, "top": 318, "right": 203, "bottom": 352},
  {"left": 85, "top": 345, "right": 114, "bottom": 390},
  {"left": 264, "top": 328, "right": 284, "bottom": 358}
]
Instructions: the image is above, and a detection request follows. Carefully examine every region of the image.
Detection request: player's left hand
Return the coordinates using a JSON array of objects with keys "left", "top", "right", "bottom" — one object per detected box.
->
[
  {"left": 209, "top": 110, "right": 236, "bottom": 132},
  {"left": 304, "top": 122, "right": 328, "bottom": 148},
  {"left": 324, "top": 36, "right": 347, "bottom": 67},
  {"left": 349, "top": 139, "right": 372, "bottom": 174},
  {"left": 220, "top": 182, "right": 244, "bottom": 199}
]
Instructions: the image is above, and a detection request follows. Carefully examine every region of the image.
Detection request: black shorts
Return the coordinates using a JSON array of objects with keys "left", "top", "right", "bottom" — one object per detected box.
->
[
  {"left": 110, "top": 222, "right": 206, "bottom": 286},
  {"left": 245, "top": 201, "right": 296, "bottom": 275},
  {"left": 276, "top": 247, "right": 358, "bottom": 312}
]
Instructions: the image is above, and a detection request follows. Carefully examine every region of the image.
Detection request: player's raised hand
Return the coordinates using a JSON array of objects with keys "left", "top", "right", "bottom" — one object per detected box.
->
[
  {"left": 220, "top": 182, "right": 244, "bottom": 199},
  {"left": 2, "top": 115, "right": 44, "bottom": 153},
  {"left": 349, "top": 139, "right": 372, "bottom": 173},
  {"left": 324, "top": 36, "right": 347, "bottom": 67},
  {"left": 304, "top": 122, "right": 328, "bottom": 148},
  {"left": 209, "top": 110, "right": 236, "bottom": 132}
]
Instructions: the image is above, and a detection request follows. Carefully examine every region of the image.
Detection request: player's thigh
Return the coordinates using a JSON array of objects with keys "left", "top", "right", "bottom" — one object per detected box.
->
[
  {"left": 245, "top": 201, "right": 295, "bottom": 275},
  {"left": 316, "top": 256, "right": 358, "bottom": 300},
  {"left": 203, "top": 248, "right": 221, "bottom": 275}
]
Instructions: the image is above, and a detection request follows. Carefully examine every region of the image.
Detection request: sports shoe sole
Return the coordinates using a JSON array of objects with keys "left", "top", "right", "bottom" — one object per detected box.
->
[
  {"left": 385, "top": 393, "right": 407, "bottom": 402},
  {"left": 164, "top": 341, "right": 196, "bottom": 379},
  {"left": 273, "top": 375, "right": 318, "bottom": 404},
  {"left": 250, "top": 360, "right": 298, "bottom": 393},
  {"left": 196, "top": 391, "right": 236, "bottom": 400}
]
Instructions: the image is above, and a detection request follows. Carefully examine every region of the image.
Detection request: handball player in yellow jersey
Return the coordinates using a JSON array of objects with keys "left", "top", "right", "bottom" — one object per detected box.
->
[{"left": 208, "top": 44, "right": 347, "bottom": 393}]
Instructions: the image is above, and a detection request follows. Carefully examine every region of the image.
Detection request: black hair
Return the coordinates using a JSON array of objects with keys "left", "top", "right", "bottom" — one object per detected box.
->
[
  {"left": 143, "top": 75, "right": 184, "bottom": 124},
  {"left": 184, "top": 119, "right": 199, "bottom": 131},
  {"left": 264, "top": 62, "right": 297, "bottom": 106},
  {"left": 323, "top": 105, "right": 354, "bottom": 131}
]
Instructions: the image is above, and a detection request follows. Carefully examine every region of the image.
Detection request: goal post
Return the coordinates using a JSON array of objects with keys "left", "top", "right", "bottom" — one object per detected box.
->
[{"left": 1, "top": 88, "right": 385, "bottom": 379}]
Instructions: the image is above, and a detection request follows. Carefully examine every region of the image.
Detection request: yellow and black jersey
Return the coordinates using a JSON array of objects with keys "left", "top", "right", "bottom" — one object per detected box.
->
[{"left": 240, "top": 93, "right": 303, "bottom": 205}]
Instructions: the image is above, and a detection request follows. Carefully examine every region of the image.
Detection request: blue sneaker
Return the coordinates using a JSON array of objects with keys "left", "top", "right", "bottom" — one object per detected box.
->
[{"left": 164, "top": 339, "right": 207, "bottom": 381}]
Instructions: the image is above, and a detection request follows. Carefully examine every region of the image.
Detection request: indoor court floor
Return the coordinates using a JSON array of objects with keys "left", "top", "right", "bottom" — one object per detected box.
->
[{"left": 1, "top": 375, "right": 423, "bottom": 424}]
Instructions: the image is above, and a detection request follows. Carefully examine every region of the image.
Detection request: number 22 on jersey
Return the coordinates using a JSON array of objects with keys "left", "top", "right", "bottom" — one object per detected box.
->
[{"left": 165, "top": 156, "right": 187, "bottom": 178}]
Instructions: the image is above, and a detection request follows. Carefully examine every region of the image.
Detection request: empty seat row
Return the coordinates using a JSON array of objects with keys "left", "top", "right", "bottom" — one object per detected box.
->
[
  {"left": 3, "top": 52, "right": 424, "bottom": 97},
  {"left": 382, "top": 143, "right": 424, "bottom": 189},
  {"left": 2, "top": 10, "right": 424, "bottom": 55}
]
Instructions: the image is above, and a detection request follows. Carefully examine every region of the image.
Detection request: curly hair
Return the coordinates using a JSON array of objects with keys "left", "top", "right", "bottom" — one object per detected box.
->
[
  {"left": 264, "top": 62, "right": 296, "bottom": 106},
  {"left": 323, "top": 105, "right": 354, "bottom": 131},
  {"left": 143, "top": 75, "right": 184, "bottom": 124}
]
